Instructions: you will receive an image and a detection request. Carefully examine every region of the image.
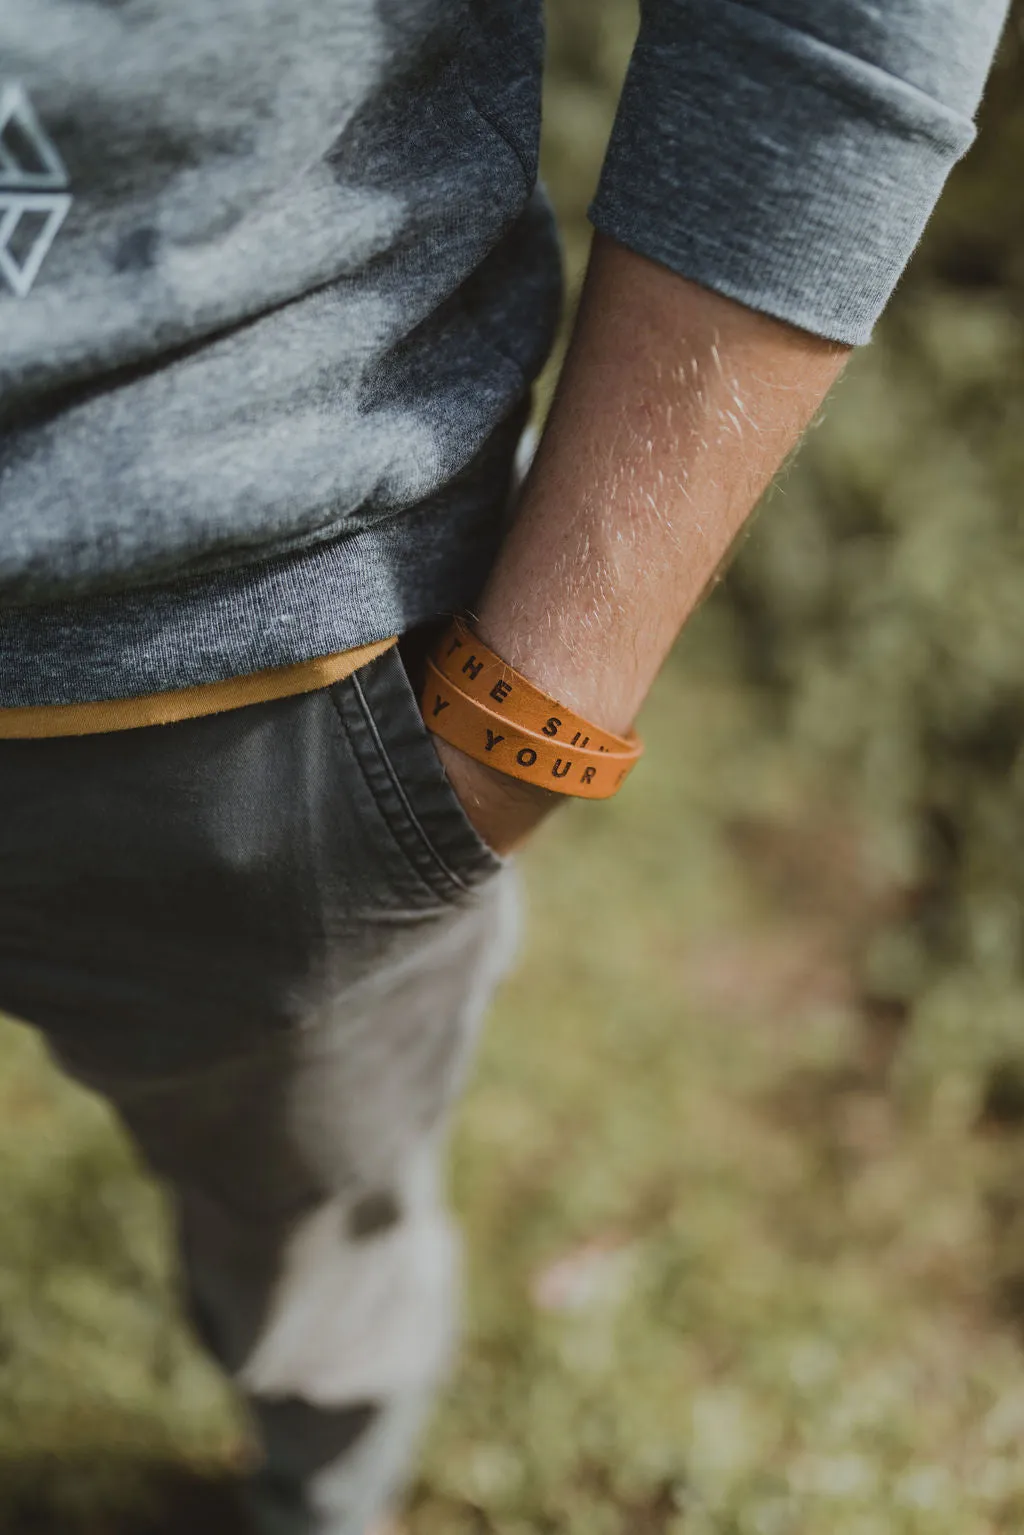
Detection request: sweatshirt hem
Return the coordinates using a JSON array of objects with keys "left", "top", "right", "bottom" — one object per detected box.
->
[{"left": 0, "top": 488, "right": 510, "bottom": 710}]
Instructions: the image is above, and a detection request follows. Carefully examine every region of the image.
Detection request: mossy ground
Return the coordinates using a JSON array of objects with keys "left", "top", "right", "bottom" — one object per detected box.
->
[{"left": 3, "top": 4, "right": 1024, "bottom": 1531}]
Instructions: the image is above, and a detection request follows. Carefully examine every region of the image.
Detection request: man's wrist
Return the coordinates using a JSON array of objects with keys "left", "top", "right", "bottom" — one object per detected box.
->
[{"left": 471, "top": 604, "right": 635, "bottom": 740}]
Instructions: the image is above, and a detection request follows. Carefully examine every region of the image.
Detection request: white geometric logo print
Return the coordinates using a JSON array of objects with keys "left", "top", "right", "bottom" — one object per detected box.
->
[{"left": 0, "top": 83, "right": 72, "bottom": 298}]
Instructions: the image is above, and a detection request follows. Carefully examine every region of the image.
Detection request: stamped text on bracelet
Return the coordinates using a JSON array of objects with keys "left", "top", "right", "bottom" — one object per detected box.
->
[
  {"left": 431, "top": 620, "right": 634, "bottom": 755},
  {"left": 421, "top": 658, "right": 640, "bottom": 800}
]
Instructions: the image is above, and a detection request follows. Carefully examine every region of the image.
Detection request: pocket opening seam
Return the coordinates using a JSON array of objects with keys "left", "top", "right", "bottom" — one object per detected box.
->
[
  {"left": 325, "top": 679, "right": 452, "bottom": 904},
  {"left": 338, "top": 671, "right": 473, "bottom": 899}
]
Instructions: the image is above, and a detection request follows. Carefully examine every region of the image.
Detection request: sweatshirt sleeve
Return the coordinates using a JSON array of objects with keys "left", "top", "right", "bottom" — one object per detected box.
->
[{"left": 588, "top": 0, "right": 1010, "bottom": 343}]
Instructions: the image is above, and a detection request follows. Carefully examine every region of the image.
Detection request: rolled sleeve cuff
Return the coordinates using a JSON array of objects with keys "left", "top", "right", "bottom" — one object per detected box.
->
[{"left": 588, "top": 0, "right": 978, "bottom": 344}]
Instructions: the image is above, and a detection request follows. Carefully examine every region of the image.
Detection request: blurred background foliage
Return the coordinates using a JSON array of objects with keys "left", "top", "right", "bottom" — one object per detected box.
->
[
  {"left": 547, "top": 0, "right": 1024, "bottom": 1125},
  {"left": 1, "top": 3, "right": 1024, "bottom": 1532}
]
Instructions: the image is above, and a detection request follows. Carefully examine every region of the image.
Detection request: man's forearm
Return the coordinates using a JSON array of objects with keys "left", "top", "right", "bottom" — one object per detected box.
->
[
  {"left": 432, "top": 234, "right": 849, "bottom": 850},
  {"left": 474, "top": 234, "right": 849, "bottom": 736}
]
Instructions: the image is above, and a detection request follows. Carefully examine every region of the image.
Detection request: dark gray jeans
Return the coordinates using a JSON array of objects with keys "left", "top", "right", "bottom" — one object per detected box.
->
[{"left": 0, "top": 647, "right": 517, "bottom": 1534}]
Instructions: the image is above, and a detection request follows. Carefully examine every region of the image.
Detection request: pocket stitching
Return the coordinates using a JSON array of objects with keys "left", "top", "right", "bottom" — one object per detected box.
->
[
  {"left": 326, "top": 678, "right": 460, "bottom": 904},
  {"left": 343, "top": 670, "right": 477, "bottom": 899}
]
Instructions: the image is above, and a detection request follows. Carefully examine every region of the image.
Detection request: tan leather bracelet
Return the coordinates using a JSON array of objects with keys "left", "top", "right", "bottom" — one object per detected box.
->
[
  {"left": 432, "top": 616, "right": 634, "bottom": 755},
  {"left": 421, "top": 657, "right": 642, "bottom": 801}
]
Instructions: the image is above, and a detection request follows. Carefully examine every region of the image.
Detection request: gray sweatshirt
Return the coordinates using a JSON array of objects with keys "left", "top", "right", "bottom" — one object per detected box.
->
[{"left": 0, "top": 0, "right": 1009, "bottom": 706}]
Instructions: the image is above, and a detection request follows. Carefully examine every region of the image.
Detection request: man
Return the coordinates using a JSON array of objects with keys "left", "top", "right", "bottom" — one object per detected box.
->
[{"left": 0, "top": 1, "right": 1010, "bottom": 1530}]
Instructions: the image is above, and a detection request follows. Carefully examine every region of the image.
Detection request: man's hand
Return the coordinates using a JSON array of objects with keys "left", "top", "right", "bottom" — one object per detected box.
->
[
  {"left": 399, "top": 627, "right": 555, "bottom": 855},
  {"left": 433, "top": 734, "right": 556, "bottom": 855}
]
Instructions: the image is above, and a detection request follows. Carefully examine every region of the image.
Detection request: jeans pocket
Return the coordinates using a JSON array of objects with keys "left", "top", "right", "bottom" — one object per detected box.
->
[{"left": 329, "top": 645, "right": 505, "bottom": 904}]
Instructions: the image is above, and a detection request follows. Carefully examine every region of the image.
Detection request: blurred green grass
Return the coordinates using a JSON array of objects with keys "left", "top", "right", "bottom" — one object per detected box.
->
[
  {"left": 5, "top": 654, "right": 1024, "bottom": 1534},
  {"left": 4, "top": 3, "right": 1024, "bottom": 1531}
]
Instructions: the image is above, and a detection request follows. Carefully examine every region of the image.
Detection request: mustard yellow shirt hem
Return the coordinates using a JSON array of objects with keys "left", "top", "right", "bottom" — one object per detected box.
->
[{"left": 0, "top": 636, "right": 398, "bottom": 739}]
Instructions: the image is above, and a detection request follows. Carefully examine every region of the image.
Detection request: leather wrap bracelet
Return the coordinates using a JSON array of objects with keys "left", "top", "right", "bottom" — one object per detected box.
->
[{"left": 420, "top": 619, "right": 643, "bottom": 800}]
